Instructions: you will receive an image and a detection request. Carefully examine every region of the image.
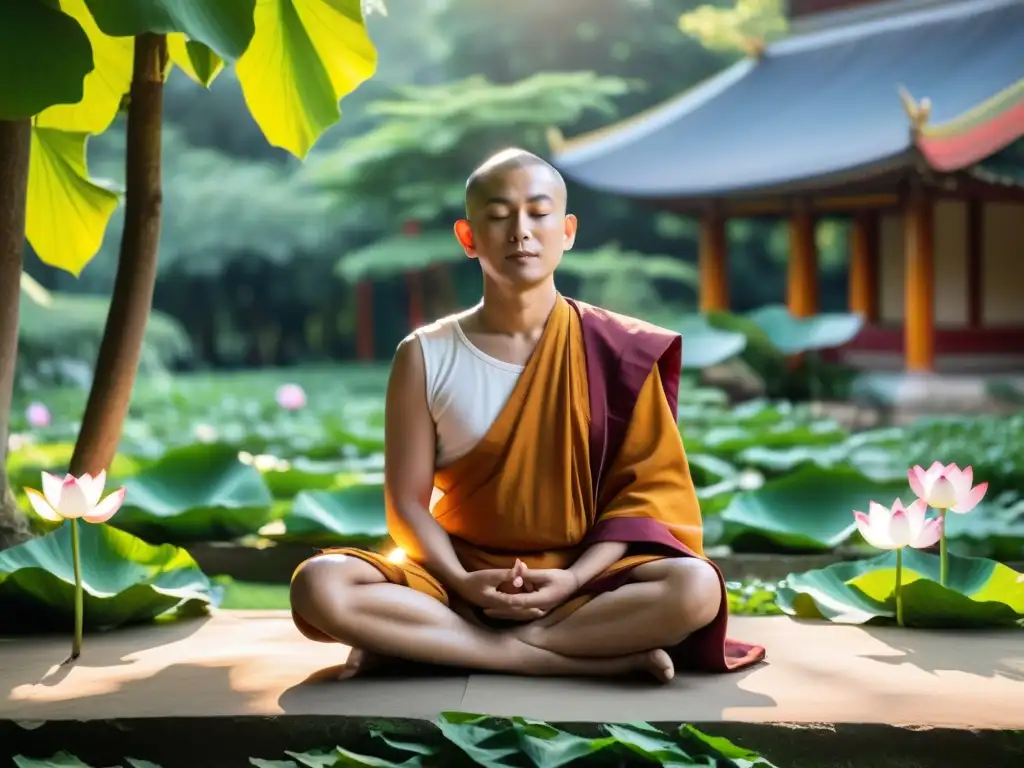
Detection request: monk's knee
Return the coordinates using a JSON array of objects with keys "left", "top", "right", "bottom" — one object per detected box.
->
[
  {"left": 662, "top": 559, "right": 722, "bottom": 635},
  {"left": 289, "top": 554, "right": 378, "bottom": 634}
]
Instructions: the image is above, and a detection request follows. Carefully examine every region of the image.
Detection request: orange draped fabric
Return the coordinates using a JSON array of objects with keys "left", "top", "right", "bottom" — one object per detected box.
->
[{"left": 296, "top": 295, "right": 765, "bottom": 672}]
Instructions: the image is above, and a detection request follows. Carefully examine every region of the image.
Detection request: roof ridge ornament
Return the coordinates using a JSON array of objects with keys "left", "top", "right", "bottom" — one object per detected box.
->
[
  {"left": 898, "top": 85, "right": 933, "bottom": 132},
  {"left": 741, "top": 35, "right": 767, "bottom": 60},
  {"left": 546, "top": 126, "right": 566, "bottom": 154}
]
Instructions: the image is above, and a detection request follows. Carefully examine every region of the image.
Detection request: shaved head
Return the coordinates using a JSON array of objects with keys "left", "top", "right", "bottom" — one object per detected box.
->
[{"left": 465, "top": 148, "right": 567, "bottom": 216}]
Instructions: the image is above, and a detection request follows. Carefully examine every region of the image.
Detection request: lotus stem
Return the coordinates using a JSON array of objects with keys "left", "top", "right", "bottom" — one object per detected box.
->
[
  {"left": 895, "top": 547, "right": 904, "bottom": 627},
  {"left": 70, "top": 518, "right": 83, "bottom": 661},
  {"left": 938, "top": 508, "right": 948, "bottom": 587}
]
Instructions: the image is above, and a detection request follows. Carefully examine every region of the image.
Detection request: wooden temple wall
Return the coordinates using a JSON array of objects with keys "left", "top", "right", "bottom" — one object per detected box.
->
[{"left": 877, "top": 200, "right": 1024, "bottom": 328}]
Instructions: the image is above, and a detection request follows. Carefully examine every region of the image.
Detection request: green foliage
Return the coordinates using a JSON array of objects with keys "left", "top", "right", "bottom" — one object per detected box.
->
[
  {"left": 17, "top": 272, "right": 192, "bottom": 388},
  {"left": 719, "top": 465, "right": 907, "bottom": 551},
  {"left": 558, "top": 242, "right": 698, "bottom": 320},
  {"left": 111, "top": 444, "right": 277, "bottom": 543},
  {"left": 2, "top": 0, "right": 376, "bottom": 275},
  {"left": 274, "top": 485, "right": 390, "bottom": 547},
  {"left": 0, "top": 520, "right": 214, "bottom": 633},
  {"left": 91, "top": 125, "right": 345, "bottom": 278},
  {"left": 746, "top": 305, "right": 865, "bottom": 355},
  {"left": 778, "top": 549, "right": 1024, "bottom": 628},
  {"left": 337, "top": 232, "right": 466, "bottom": 281},
  {"left": 16, "top": 720, "right": 778, "bottom": 767},
  {"left": 0, "top": 0, "right": 93, "bottom": 120},
  {"left": 727, "top": 577, "right": 784, "bottom": 616},
  {"left": 83, "top": 0, "right": 257, "bottom": 59},
  {"left": 8, "top": 367, "right": 1024, "bottom": 559},
  {"left": 679, "top": 0, "right": 788, "bottom": 55},
  {"left": 672, "top": 316, "right": 748, "bottom": 369},
  {"left": 305, "top": 72, "right": 638, "bottom": 222}
]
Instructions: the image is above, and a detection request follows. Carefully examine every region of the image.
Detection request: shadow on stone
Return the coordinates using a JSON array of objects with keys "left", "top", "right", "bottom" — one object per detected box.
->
[{"left": 1, "top": 616, "right": 212, "bottom": 692}]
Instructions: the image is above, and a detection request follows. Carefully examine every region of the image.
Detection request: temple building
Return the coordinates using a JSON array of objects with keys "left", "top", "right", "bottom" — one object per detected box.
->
[{"left": 549, "top": 0, "right": 1024, "bottom": 372}]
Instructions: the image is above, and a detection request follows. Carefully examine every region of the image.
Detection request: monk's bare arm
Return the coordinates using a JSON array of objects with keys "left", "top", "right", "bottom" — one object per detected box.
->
[
  {"left": 384, "top": 336, "right": 468, "bottom": 588},
  {"left": 568, "top": 541, "right": 627, "bottom": 586}
]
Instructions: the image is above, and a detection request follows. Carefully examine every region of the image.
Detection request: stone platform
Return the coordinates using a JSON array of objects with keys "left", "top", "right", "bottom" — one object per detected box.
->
[{"left": 2, "top": 611, "right": 1023, "bottom": 767}]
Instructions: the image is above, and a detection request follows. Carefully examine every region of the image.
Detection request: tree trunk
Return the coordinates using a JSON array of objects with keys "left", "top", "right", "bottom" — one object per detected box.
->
[
  {"left": 69, "top": 34, "right": 167, "bottom": 478},
  {"left": 0, "top": 119, "right": 33, "bottom": 550}
]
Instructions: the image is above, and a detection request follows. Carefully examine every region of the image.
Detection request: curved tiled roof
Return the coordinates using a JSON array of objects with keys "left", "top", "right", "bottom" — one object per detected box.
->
[{"left": 551, "top": 0, "right": 1024, "bottom": 200}]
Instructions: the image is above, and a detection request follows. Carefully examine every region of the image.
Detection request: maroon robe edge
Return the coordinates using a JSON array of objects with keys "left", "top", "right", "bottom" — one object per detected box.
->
[{"left": 566, "top": 298, "right": 767, "bottom": 673}]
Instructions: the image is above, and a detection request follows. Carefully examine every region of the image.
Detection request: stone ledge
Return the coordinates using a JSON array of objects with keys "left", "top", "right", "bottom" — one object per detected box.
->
[{"left": 2, "top": 611, "right": 1022, "bottom": 767}]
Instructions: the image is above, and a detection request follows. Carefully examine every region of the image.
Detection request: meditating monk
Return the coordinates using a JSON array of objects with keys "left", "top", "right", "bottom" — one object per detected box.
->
[{"left": 289, "top": 148, "right": 766, "bottom": 682}]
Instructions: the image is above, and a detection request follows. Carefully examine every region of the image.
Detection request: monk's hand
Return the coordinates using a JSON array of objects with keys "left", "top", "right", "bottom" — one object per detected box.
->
[
  {"left": 453, "top": 569, "right": 525, "bottom": 610},
  {"left": 497, "top": 559, "right": 534, "bottom": 595},
  {"left": 483, "top": 569, "right": 580, "bottom": 620}
]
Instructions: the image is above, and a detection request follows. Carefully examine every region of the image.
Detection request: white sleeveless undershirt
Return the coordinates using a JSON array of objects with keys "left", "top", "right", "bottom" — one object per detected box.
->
[{"left": 415, "top": 310, "right": 524, "bottom": 468}]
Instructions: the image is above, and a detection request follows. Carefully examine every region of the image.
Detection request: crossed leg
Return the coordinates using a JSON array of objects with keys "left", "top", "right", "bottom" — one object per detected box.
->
[{"left": 290, "top": 554, "right": 722, "bottom": 682}]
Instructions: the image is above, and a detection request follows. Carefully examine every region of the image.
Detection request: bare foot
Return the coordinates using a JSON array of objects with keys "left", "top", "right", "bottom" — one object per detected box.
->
[
  {"left": 639, "top": 649, "right": 675, "bottom": 683},
  {"left": 336, "top": 648, "right": 384, "bottom": 680}
]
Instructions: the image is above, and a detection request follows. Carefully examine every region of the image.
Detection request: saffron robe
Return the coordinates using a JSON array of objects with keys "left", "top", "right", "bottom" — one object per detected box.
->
[{"left": 297, "top": 295, "right": 766, "bottom": 672}]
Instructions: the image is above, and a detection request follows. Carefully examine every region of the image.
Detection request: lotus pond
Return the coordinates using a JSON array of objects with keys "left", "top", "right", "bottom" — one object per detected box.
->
[{"left": 3, "top": 365, "right": 1024, "bottom": 636}]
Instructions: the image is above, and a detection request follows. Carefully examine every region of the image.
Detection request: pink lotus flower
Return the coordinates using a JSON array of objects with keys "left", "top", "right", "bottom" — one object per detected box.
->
[
  {"left": 853, "top": 498, "right": 941, "bottom": 628},
  {"left": 25, "top": 402, "right": 51, "bottom": 428},
  {"left": 854, "top": 498, "right": 942, "bottom": 550},
  {"left": 275, "top": 383, "right": 306, "bottom": 410},
  {"left": 909, "top": 461, "right": 988, "bottom": 513},
  {"left": 23, "top": 470, "right": 127, "bottom": 664},
  {"left": 25, "top": 471, "right": 126, "bottom": 524}
]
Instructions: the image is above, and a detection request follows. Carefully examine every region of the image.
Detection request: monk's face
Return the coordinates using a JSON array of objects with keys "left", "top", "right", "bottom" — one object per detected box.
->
[{"left": 454, "top": 165, "right": 577, "bottom": 287}]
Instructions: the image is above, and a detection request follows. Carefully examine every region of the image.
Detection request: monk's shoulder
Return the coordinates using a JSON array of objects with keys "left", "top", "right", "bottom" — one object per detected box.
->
[{"left": 566, "top": 298, "right": 679, "bottom": 346}]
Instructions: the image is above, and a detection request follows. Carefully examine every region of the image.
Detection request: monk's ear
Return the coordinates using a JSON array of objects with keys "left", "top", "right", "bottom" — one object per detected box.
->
[
  {"left": 454, "top": 219, "right": 477, "bottom": 258},
  {"left": 562, "top": 213, "right": 578, "bottom": 251}
]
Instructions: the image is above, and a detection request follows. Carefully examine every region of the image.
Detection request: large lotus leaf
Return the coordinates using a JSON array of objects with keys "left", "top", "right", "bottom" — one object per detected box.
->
[
  {"left": 738, "top": 443, "right": 905, "bottom": 482},
  {"left": 0, "top": 521, "right": 214, "bottom": 633},
  {"left": 944, "top": 497, "right": 1024, "bottom": 561},
  {"left": 719, "top": 464, "right": 908, "bottom": 550},
  {"left": 777, "top": 549, "right": 1024, "bottom": 628},
  {"left": 235, "top": 0, "right": 378, "bottom": 158},
  {"left": 747, "top": 304, "right": 864, "bottom": 354},
  {"left": 36, "top": 0, "right": 134, "bottom": 134},
  {"left": 26, "top": 126, "right": 121, "bottom": 276},
  {"left": 0, "top": 0, "right": 92, "bottom": 120},
  {"left": 691, "top": 418, "right": 846, "bottom": 456},
  {"left": 435, "top": 714, "right": 775, "bottom": 768},
  {"left": 273, "top": 484, "right": 389, "bottom": 546},
  {"left": 112, "top": 444, "right": 275, "bottom": 543},
  {"left": 260, "top": 458, "right": 355, "bottom": 498},
  {"left": 676, "top": 316, "right": 747, "bottom": 369},
  {"left": 167, "top": 34, "right": 225, "bottom": 87},
  {"left": 84, "top": 0, "right": 257, "bottom": 60}
]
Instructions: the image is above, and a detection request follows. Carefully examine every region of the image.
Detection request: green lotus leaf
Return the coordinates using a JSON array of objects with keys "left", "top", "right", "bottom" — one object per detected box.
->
[
  {"left": 0, "top": 521, "right": 214, "bottom": 633},
  {"left": 112, "top": 443, "right": 275, "bottom": 543},
  {"left": 273, "top": 483, "right": 389, "bottom": 547},
  {"left": 719, "top": 464, "right": 908, "bottom": 550},
  {"left": 260, "top": 458, "right": 355, "bottom": 498},
  {"left": 777, "top": 549, "right": 1024, "bottom": 628},
  {"left": 0, "top": 0, "right": 93, "bottom": 120},
  {"left": 698, "top": 419, "right": 846, "bottom": 457},
  {"left": 83, "top": 0, "right": 257, "bottom": 60},
  {"left": 676, "top": 315, "right": 748, "bottom": 369},
  {"left": 686, "top": 452, "right": 737, "bottom": 485},
  {"left": 738, "top": 443, "right": 904, "bottom": 482},
  {"left": 944, "top": 498, "right": 1024, "bottom": 561},
  {"left": 747, "top": 304, "right": 864, "bottom": 354}
]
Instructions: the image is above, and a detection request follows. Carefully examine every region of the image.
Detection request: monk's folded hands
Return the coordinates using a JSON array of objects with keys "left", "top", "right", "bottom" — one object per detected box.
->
[
  {"left": 451, "top": 567, "right": 527, "bottom": 610},
  {"left": 483, "top": 568, "right": 580, "bottom": 620}
]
